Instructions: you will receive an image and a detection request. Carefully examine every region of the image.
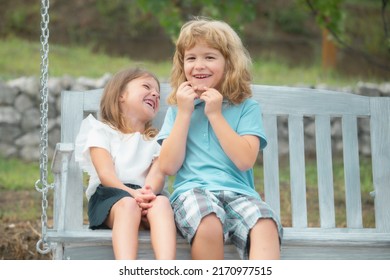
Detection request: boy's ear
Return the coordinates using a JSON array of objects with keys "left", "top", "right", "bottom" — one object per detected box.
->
[{"left": 119, "top": 93, "right": 125, "bottom": 103}]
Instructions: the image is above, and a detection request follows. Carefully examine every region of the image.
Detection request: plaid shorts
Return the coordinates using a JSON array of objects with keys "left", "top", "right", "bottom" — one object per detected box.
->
[{"left": 171, "top": 188, "right": 283, "bottom": 259}]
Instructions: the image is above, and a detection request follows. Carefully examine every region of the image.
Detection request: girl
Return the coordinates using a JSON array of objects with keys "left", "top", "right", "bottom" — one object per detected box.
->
[
  {"left": 75, "top": 67, "right": 176, "bottom": 259},
  {"left": 158, "top": 18, "right": 283, "bottom": 260}
]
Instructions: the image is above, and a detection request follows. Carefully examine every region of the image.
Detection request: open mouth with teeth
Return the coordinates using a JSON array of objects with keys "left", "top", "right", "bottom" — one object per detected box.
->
[
  {"left": 144, "top": 98, "right": 156, "bottom": 111},
  {"left": 194, "top": 74, "right": 211, "bottom": 79}
]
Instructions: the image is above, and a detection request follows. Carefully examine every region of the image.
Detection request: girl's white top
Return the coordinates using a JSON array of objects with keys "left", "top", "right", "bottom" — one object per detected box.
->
[{"left": 75, "top": 114, "right": 161, "bottom": 200}]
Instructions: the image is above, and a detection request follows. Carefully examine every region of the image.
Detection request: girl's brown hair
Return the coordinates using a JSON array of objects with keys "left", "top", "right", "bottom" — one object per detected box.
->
[
  {"left": 100, "top": 67, "right": 160, "bottom": 138},
  {"left": 168, "top": 17, "right": 252, "bottom": 105}
]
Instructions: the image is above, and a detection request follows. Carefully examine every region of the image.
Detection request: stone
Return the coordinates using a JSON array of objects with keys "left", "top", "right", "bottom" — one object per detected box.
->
[
  {"left": 0, "top": 82, "right": 18, "bottom": 105},
  {"left": 0, "top": 107, "right": 21, "bottom": 124},
  {"left": 15, "top": 94, "right": 34, "bottom": 112}
]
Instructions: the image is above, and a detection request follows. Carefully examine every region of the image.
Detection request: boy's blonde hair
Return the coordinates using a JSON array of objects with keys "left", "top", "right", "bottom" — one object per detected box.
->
[
  {"left": 100, "top": 67, "right": 160, "bottom": 138},
  {"left": 169, "top": 17, "right": 252, "bottom": 105}
]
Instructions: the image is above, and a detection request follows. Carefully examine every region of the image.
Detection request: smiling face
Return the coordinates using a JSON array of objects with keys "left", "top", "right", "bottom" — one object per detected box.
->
[
  {"left": 184, "top": 40, "right": 226, "bottom": 94},
  {"left": 119, "top": 75, "right": 160, "bottom": 126}
]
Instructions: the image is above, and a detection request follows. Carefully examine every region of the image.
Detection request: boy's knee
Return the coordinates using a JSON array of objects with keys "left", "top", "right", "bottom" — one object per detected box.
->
[
  {"left": 251, "top": 218, "right": 278, "bottom": 237},
  {"left": 197, "top": 214, "right": 223, "bottom": 237}
]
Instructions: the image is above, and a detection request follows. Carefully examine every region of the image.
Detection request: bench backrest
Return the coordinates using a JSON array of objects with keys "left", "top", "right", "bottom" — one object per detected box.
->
[{"left": 57, "top": 84, "right": 390, "bottom": 233}]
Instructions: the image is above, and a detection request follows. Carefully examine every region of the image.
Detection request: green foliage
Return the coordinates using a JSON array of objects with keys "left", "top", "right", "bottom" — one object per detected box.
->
[
  {"left": 299, "top": 0, "right": 345, "bottom": 38},
  {"left": 95, "top": 0, "right": 154, "bottom": 38},
  {"left": 3, "top": 1, "right": 40, "bottom": 35},
  {"left": 136, "top": 0, "right": 257, "bottom": 41},
  {"left": 137, "top": 0, "right": 182, "bottom": 41},
  {"left": 344, "top": 2, "right": 389, "bottom": 56},
  {"left": 272, "top": 4, "right": 309, "bottom": 34}
]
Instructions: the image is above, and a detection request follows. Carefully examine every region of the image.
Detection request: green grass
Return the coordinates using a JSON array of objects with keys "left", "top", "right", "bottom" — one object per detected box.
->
[
  {"left": 251, "top": 54, "right": 369, "bottom": 87},
  {"left": 0, "top": 156, "right": 54, "bottom": 221},
  {"left": 0, "top": 156, "right": 42, "bottom": 191},
  {"left": 1, "top": 36, "right": 385, "bottom": 86},
  {"left": 0, "top": 36, "right": 171, "bottom": 82}
]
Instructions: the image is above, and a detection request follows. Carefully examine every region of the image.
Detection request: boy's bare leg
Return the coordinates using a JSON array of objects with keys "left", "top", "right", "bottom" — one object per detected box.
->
[
  {"left": 191, "top": 214, "right": 224, "bottom": 260},
  {"left": 249, "top": 218, "right": 280, "bottom": 260}
]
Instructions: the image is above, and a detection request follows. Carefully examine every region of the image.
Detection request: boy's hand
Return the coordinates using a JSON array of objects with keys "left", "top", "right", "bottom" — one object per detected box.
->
[
  {"left": 200, "top": 87, "right": 223, "bottom": 118},
  {"left": 177, "top": 81, "right": 199, "bottom": 114}
]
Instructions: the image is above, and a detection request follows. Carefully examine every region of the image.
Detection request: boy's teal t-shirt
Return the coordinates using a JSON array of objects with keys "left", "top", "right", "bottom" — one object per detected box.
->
[{"left": 157, "top": 98, "right": 267, "bottom": 203}]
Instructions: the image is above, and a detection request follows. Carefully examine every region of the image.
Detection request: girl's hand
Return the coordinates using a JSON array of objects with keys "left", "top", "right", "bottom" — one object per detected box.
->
[
  {"left": 199, "top": 87, "right": 223, "bottom": 118},
  {"left": 177, "top": 81, "right": 199, "bottom": 114},
  {"left": 133, "top": 185, "right": 156, "bottom": 214}
]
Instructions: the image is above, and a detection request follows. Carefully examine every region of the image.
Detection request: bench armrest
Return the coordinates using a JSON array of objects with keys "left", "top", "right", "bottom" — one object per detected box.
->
[
  {"left": 51, "top": 143, "right": 74, "bottom": 174},
  {"left": 51, "top": 143, "right": 76, "bottom": 231}
]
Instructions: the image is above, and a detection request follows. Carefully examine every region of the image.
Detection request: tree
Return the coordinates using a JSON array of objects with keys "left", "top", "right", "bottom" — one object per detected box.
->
[
  {"left": 136, "top": 0, "right": 257, "bottom": 42},
  {"left": 136, "top": 0, "right": 345, "bottom": 69},
  {"left": 301, "top": 0, "right": 390, "bottom": 72},
  {"left": 299, "top": 0, "right": 344, "bottom": 70},
  {"left": 137, "top": 0, "right": 389, "bottom": 72}
]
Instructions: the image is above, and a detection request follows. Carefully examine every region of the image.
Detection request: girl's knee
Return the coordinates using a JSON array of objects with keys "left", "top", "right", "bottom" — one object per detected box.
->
[
  {"left": 112, "top": 197, "right": 140, "bottom": 214},
  {"left": 154, "top": 195, "right": 170, "bottom": 204},
  {"left": 106, "top": 197, "right": 141, "bottom": 228},
  {"left": 147, "top": 196, "right": 173, "bottom": 219}
]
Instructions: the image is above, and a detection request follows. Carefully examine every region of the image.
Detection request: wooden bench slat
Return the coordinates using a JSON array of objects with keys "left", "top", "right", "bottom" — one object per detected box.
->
[
  {"left": 342, "top": 115, "right": 363, "bottom": 228},
  {"left": 370, "top": 98, "right": 390, "bottom": 232},
  {"left": 60, "top": 91, "right": 84, "bottom": 230},
  {"left": 315, "top": 115, "right": 336, "bottom": 228},
  {"left": 262, "top": 114, "right": 281, "bottom": 217},
  {"left": 251, "top": 85, "right": 371, "bottom": 116},
  {"left": 82, "top": 89, "right": 101, "bottom": 112},
  {"left": 288, "top": 115, "right": 308, "bottom": 228}
]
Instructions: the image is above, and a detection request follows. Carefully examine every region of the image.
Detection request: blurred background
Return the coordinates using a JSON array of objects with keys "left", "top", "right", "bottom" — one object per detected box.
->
[
  {"left": 0, "top": 0, "right": 389, "bottom": 83},
  {"left": 0, "top": 0, "right": 389, "bottom": 260}
]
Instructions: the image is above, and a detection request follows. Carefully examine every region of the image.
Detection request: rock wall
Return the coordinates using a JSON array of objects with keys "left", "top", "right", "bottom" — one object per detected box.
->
[{"left": 0, "top": 75, "right": 389, "bottom": 162}]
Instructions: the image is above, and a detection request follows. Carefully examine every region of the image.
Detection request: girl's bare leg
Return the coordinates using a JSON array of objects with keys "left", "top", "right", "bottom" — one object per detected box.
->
[
  {"left": 191, "top": 214, "right": 224, "bottom": 260},
  {"left": 147, "top": 196, "right": 176, "bottom": 259},
  {"left": 106, "top": 197, "right": 141, "bottom": 260},
  {"left": 248, "top": 218, "right": 280, "bottom": 260}
]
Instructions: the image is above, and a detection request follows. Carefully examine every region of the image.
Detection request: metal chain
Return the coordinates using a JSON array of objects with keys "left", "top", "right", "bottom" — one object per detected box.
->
[{"left": 36, "top": 0, "right": 54, "bottom": 255}]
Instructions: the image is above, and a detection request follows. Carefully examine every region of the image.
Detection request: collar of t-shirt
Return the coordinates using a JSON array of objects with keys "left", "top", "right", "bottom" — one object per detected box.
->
[{"left": 193, "top": 98, "right": 229, "bottom": 107}]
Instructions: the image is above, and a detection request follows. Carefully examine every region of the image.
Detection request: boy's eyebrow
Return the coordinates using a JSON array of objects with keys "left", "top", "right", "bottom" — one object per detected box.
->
[{"left": 184, "top": 51, "right": 219, "bottom": 57}]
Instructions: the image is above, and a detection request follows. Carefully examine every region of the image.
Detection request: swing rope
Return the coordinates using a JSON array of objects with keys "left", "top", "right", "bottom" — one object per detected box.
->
[{"left": 35, "top": 0, "right": 53, "bottom": 255}]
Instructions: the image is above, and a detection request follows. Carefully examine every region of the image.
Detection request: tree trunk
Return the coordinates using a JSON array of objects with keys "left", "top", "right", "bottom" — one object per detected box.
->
[{"left": 322, "top": 28, "right": 337, "bottom": 70}]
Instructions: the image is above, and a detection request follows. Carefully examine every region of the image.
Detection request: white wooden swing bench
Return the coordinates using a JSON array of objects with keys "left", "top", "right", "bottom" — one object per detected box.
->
[{"left": 47, "top": 83, "right": 390, "bottom": 260}]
